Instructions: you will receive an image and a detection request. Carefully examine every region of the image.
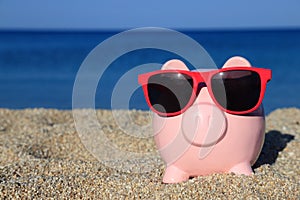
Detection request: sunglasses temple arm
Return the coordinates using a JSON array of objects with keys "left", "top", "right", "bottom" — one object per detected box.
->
[
  {"left": 138, "top": 75, "right": 144, "bottom": 85},
  {"left": 267, "top": 72, "right": 272, "bottom": 82}
]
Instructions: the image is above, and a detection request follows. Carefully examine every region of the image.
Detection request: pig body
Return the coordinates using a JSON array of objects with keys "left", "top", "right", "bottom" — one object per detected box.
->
[{"left": 152, "top": 57, "right": 265, "bottom": 183}]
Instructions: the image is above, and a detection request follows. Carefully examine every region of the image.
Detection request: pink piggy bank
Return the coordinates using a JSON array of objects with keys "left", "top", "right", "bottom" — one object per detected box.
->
[{"left": 139, "top": 56, "right": 272, "bottom": 183}]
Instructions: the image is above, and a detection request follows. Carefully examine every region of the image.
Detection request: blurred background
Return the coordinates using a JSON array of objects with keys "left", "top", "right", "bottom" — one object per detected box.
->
[{"left": 0, "top": 0, "right": 299, "bottom": 113}]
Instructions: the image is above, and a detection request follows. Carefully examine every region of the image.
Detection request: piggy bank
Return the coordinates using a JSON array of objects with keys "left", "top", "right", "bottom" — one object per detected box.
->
[{"left": 139, "top": 56, "right": 272, "bottom": 183}]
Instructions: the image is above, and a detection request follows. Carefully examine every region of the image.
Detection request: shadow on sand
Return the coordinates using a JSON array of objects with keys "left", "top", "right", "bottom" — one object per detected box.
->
[{"left": 253, "top": 130, "right": 294, "bottom": 169}]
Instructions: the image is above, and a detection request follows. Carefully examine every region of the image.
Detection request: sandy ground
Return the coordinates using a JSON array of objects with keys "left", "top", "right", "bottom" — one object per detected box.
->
[{"left": 0, "top": 108, "right": 299, "bottom": 199}]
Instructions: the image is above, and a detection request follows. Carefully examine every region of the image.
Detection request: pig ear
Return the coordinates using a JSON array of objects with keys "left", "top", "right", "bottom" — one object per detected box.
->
[
  {"left": 222, "top": 56, "right": 251, "bottom": 68},
  {"left": 161, "top": 59, "right": 189, "bottom": 70}
]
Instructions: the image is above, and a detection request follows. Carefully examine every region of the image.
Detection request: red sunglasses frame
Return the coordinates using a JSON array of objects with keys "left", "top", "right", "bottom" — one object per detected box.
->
[{"left": 138, "top": 67, "right": 272, "bottom": 117}]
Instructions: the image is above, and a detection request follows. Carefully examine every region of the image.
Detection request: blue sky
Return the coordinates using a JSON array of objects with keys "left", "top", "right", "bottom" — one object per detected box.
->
[{"left": 0, "top": 0, "right": 300, "bottom": 30}]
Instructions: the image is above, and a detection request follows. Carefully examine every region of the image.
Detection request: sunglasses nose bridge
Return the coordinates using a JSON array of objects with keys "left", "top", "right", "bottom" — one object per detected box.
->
[
  {"left": 191, "top": 74, "right": 212, "bottom": 104},
  {"left": 193, "top": 85, "right": 215, "bottom": 105}
]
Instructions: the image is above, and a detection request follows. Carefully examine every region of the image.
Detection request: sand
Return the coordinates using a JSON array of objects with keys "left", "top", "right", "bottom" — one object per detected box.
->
[{"left": 0, "top": 108, "right": 299, "bottom": 199}]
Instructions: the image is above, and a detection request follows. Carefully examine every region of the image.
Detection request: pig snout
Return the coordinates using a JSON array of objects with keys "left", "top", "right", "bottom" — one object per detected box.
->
[
  {"left": 182, "top": 103, "right": 227, "bottom": 147},
  {"left": 181, "top": 87, "right": 227, "bottom": 159}
]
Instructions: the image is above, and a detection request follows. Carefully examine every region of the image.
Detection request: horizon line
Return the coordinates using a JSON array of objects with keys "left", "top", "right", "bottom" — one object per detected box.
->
[{"left": 1, "top": 26, "right": 300, "bottom": 33}]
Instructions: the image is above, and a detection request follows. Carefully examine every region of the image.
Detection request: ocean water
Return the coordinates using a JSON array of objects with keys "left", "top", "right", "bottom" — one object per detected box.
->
[{"left": 0, "top": 29, "right": 299, "bottom": 114}]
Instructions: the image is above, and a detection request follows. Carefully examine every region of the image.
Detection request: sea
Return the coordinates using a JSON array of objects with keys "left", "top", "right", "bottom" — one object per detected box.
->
[{"left": 0, "top": 29, "right": 299, "bottom": 114}]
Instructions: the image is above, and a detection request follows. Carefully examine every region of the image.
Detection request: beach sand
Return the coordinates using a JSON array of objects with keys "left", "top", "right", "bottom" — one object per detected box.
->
[{"left": 0, "top": 108, "right": 299, "bottom": 199}]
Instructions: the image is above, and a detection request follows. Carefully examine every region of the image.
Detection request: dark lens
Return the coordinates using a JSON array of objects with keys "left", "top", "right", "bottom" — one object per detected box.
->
[
  {"left": 211, "top": 70, "right": 261, "bottom": 112},
  {"left": 147, "top": 73, "right": 193, "bottom": 114}
]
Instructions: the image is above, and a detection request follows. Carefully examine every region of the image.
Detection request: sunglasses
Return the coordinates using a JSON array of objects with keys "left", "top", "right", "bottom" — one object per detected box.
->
[{"left": 138, "top": 67, "right": 272, "bottom": 117}]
